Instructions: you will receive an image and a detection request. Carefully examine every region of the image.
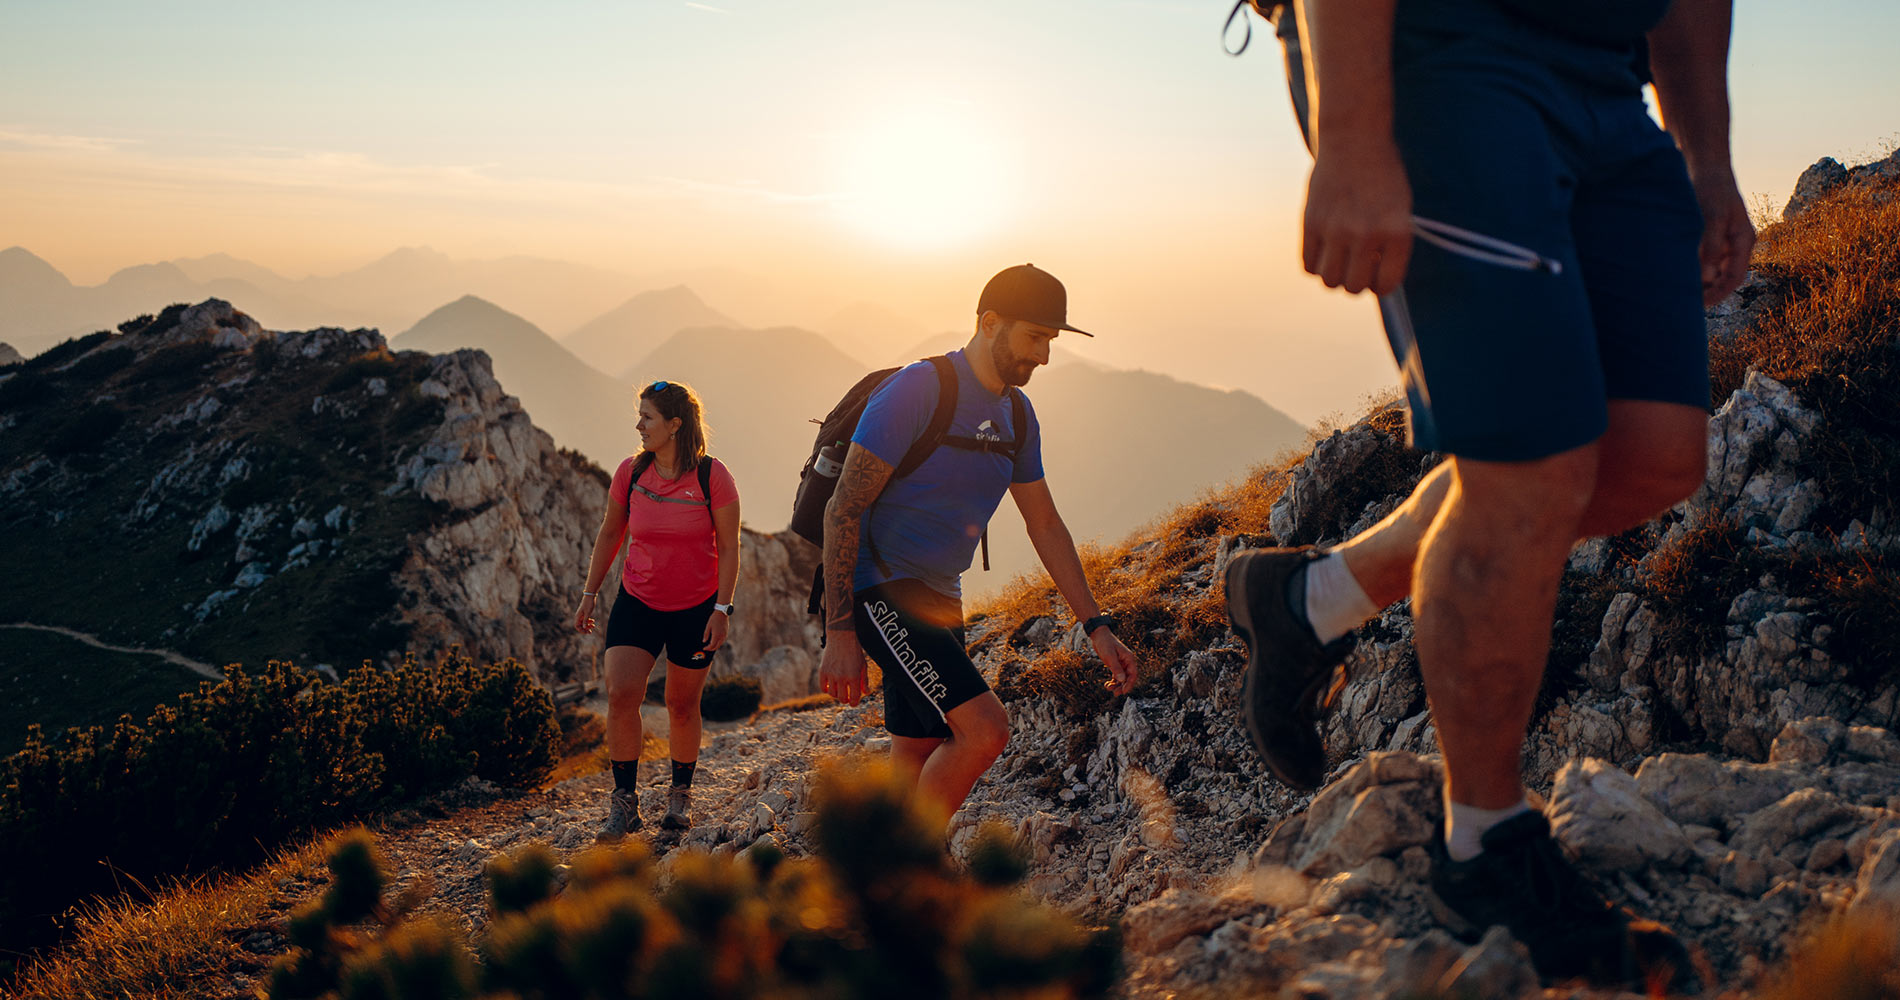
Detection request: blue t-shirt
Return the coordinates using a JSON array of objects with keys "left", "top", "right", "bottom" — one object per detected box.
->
[{"left": 851, "top": 350, "right": 1044, "bottom": 599}]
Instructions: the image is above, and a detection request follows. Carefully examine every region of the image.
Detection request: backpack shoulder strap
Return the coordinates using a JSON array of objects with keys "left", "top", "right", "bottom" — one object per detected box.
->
[
  {"left": 697, "top": 459, "right": 715, "bottom": 523},
  {"left": 625, "top": 452, "right": 655, "bottom": 517},
  {"left": 1008, "top": 389, "right": 1028, "bottom": 459},
  {"left": 891, "top": 355, "right": 958, "bottom": 480}
]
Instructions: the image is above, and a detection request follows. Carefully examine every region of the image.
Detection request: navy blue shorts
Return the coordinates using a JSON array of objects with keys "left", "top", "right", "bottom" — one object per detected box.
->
[
  {"left": 852, "top": 578, "right": 990, "bottom": 740},
  {"left": 1382, "top": 22, "right": 1708, "bottom": 461},
  {"left": 604, "top": 587, "right": 716, "bottom": 668}
]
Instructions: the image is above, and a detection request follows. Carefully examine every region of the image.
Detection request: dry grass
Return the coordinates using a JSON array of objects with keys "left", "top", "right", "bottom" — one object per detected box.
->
[
  {"left": 4, "top": 837, "right": 332, "bottom": 1000},
  {"left": 1710, "top": 180, "right": 1900, "bottom": 525},
  {"left": 1754, "top": 908, "right": 1900, "bottom": 1000},
  {"left": 977, "top": 444, "right": 1311, "bottom": 719}
]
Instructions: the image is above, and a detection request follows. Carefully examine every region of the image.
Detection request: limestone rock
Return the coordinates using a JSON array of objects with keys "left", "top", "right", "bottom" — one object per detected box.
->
[
  {"left": 1784, "top": 156, "right": 1848, "bottom": 219},
  {"left": 1121, "top": 888, "right": 1256, "bottom": 955},
  {"left": 1548, "top": 757, "right": 1696, "bottom": 871}
]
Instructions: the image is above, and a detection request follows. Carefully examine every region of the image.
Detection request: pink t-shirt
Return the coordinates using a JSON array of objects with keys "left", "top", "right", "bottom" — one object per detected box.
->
[{"left": 610, "top": 456, "right": 739, "bottom": 610}]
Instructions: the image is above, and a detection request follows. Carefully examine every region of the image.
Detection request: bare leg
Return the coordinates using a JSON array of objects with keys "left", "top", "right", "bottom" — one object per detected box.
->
[
  {"left": 891, "top": 734, "right": 944, "bottom": 789},
  {"left": 914, "top": 692, "right": 1010, "bottom": 827},
  {"left": 1334, "top": 461, "right": 1454, "bottom": 607},
  {"left": 604, "top": 645, "right": 659, "bottom": 761},
  {"left": 664, "top": 663, "right": 710, "bottom": 764},
  {"left": 1414, "top": 448, "right": 1598, "bottom": 808},
  {"left": 1334, "top": 400, "right": 1707, "bottom": 609}
]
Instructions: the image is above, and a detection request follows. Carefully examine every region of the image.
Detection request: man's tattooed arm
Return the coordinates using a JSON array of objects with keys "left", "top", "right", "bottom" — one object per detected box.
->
[{"left": 823, "top": 443, "right": 895, "bottom": 631}]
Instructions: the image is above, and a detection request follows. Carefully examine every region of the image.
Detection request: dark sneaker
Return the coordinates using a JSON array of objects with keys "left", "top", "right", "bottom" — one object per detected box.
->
[
  {"left": 661, "top": 787, "right": 692, "bottom": 831},
  {"left": 1430, "top": 811, "right": 1700, "bottom": 993},
  {"left": 596, "top": 788, "right": 642, "bottom": 843},
  {"left": 1223, "top": 547, "right": 1353, "bottom": 790}
]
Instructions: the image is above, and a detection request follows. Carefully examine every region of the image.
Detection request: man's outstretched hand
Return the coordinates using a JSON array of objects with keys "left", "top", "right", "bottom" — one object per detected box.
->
[
  {"left": 820, "top": 629, "right": 871, "bottom": 706},
  {"left": 1091, "top": 628, "right": 1140, "bottom": 697}
]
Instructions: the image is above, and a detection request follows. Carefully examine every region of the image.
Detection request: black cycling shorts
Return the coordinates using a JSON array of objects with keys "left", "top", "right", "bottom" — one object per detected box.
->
[
  {"left": 852, "top": 577, "right": 990, "bottom": 740},
  {"left": 604, "top": 587, "right": 716, "bottom": 669}
]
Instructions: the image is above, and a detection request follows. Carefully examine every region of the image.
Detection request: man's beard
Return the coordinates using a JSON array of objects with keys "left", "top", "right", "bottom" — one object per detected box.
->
[{"left": 992, "top": 330, "right": 1037, "bottom": 387}]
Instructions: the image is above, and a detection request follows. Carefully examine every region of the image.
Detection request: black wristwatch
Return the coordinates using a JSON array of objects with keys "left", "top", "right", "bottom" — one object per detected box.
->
[
  {"left": 714, "top": 602, "right": 735, "bottom": 617},
  {"left": 1082, "top": 613, "right": 1118, "bottom": 636}
]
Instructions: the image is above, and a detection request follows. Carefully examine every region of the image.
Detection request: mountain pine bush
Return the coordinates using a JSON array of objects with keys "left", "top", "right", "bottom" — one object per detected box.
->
[
  {"left": 268, "top": 759, "right": 1117, "bottom": 1000},
  {"left": 0, "top": 650, "right": 557, "bottom": 952}
]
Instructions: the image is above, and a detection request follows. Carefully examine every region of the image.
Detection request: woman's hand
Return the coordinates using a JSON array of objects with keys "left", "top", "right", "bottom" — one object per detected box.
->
[
  {"left": 702, "top": 606, "right": 730, "bottom": 652},
  {"left": 574, "top": 594, "right": 598, "bottom": 634}
]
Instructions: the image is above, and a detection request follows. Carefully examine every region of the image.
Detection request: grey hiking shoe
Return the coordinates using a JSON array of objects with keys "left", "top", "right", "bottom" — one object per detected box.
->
[
  {"left": 1429, "top": 811, "right": 1700, "bottom": 992},
  {"left": 1223, "top": 547, "right": 1353, "bottom": 790},
  {"left": 596, "top": 788, "right": 641, "bottom": 843},
  {"left": 661, "top": 787, "right": 692, "bottom": 831}
]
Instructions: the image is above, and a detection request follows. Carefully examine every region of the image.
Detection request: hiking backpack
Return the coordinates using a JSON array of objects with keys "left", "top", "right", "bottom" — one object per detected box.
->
[{"left": 790, "top": 355, "right": 1026, "bottom": 611}]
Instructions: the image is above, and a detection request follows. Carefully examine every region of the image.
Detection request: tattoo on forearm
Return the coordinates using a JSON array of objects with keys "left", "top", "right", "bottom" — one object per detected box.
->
[{"left": 824, "top": 446, "right": 893, "bottom": 632}]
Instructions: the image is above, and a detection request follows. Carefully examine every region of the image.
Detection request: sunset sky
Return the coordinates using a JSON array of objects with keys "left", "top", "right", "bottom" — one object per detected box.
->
[{"left": 4, "top": 0, "right": 1896, "bottom": 423}]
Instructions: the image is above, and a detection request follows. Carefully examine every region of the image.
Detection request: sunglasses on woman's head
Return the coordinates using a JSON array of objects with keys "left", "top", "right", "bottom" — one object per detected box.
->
[{"left": 648, "top": 380, "right": 671, "bottom": 392}]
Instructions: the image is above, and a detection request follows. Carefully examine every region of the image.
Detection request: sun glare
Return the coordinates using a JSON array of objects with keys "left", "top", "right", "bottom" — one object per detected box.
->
[{"left": 835, "top": 104, "right": 1014, "bottom": 249}]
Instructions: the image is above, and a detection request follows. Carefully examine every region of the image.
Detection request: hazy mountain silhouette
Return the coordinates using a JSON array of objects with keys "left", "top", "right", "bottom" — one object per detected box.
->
[
  {"left": 393, "top": 296, "right": 636, "bottom": 464},
  {"left": 816, "top": 301, "right": 931, "bottom": 366},
  {"left": 563, "top": 286, "right": 736, "bottom": 376},
  {"left": 0, "top": 248, "right": 78, "bottom": 351},
  {"left": 0, "top": 247, "right": 650, "bottom": 356}
]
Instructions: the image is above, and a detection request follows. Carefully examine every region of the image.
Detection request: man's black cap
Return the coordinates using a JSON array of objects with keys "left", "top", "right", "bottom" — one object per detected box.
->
[{"left": 976, "top": 263, "right": 1094, "bottom": 337}]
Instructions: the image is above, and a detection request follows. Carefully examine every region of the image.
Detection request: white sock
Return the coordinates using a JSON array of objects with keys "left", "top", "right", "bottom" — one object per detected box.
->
[
  {"left": 1303, "top": 552, "right": 1378, "bottom": 644},
  {"left": 1445, "top": 798, "right": 1533, "bottom": 862}
]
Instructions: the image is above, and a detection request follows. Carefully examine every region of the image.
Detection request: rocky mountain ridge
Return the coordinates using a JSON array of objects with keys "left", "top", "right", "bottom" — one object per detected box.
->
[{"left": 0, "top": 301, "right": 820, "bottom": 713}]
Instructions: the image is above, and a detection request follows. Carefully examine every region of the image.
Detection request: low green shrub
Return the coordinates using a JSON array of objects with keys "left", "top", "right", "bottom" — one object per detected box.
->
[
  {"left": 700, "top": 675, "right": 762, "bottom": 722},
  {"left": 0, "top": 650, "right": 557, "bottom": 951},
  {"left": 269, "top": 760, "right": 1117, "bottom": 1000}
]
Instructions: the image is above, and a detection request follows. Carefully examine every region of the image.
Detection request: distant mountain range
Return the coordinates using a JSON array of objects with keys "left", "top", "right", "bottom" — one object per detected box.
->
[
  {"left": 564, "top": 286, "right": 736, "bottom": 375},
  {"left": 4, "top": 246, "right": 1310, "bottom": 588},
  {"left": 0, "top": 247, "right": 946, "bottom": 366}
]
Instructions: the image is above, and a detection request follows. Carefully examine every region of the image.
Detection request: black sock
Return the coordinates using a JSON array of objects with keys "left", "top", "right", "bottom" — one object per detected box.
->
[
  {"left": 671, "top": 759, "right": 697, "bottom": 789},
  {"left": 611, "top": 759, "right": 639, "bottom": 792}
]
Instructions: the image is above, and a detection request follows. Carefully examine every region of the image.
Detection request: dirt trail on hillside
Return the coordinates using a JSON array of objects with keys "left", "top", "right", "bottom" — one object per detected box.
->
[{"left": 1, "top": 622, "right": 223, "bottom": 680}]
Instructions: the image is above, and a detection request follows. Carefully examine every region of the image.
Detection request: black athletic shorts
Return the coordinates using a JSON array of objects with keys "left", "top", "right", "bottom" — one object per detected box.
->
[
  {"left": 604, "top": 586, "right": 716, "bottom": 669},
  {"left": 852, "top": 577, "right": 989, "bottom": 740}
]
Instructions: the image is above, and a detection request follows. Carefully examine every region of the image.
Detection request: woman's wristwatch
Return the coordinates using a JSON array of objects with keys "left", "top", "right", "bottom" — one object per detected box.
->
[
  {"left": 1082, "top": 613, "right": 1118, "bottom": 636},
  {"left": 714, "top": 602, "right": 735, "bottom": 617}
]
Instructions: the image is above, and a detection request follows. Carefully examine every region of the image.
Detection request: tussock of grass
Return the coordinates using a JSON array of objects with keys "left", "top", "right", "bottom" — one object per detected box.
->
[
  {"left": 1756, "top": 908, "right": 1900, "bottom": 1000},
  {"left": 760, "top": 693, "right": 837, "bottom": 713},
  {"left": 5, "top": 837, "right": 331, "bottom": 1000},
  {"left": 980, "top": 448, "right": 1304, "bottom": 718},
  {"left": 1710, "top": 180, "right": 1900, "bottom": 526}
]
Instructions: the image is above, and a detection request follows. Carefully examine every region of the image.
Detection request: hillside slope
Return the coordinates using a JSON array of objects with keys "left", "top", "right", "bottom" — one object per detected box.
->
[{"left": 299, "top": 158, "right": 1900, "bottom": 998}]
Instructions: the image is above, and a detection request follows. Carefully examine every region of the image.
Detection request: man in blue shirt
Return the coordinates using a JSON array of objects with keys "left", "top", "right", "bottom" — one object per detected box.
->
[{"left": 819, "top": 264, "right": 1139, "bottom": 830}]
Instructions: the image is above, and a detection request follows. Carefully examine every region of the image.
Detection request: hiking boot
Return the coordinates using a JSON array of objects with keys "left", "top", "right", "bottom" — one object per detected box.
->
[
  {"left": 661, "top": 787, "right": 692, "bottom": 831},
  {"left": 1429, "top": 811, "right": 1700, "bottom": 992},
  {"left": 1223, "top": 547, "right": 1354, "bottom": 790},
  {"left": 596, "top": 788, "right": 642, "bottom": 843}
]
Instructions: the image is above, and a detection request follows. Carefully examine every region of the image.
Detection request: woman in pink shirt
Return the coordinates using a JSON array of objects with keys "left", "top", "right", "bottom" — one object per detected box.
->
[{"left": 574, "top": 380, "right": 741, "bottom": 839}]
